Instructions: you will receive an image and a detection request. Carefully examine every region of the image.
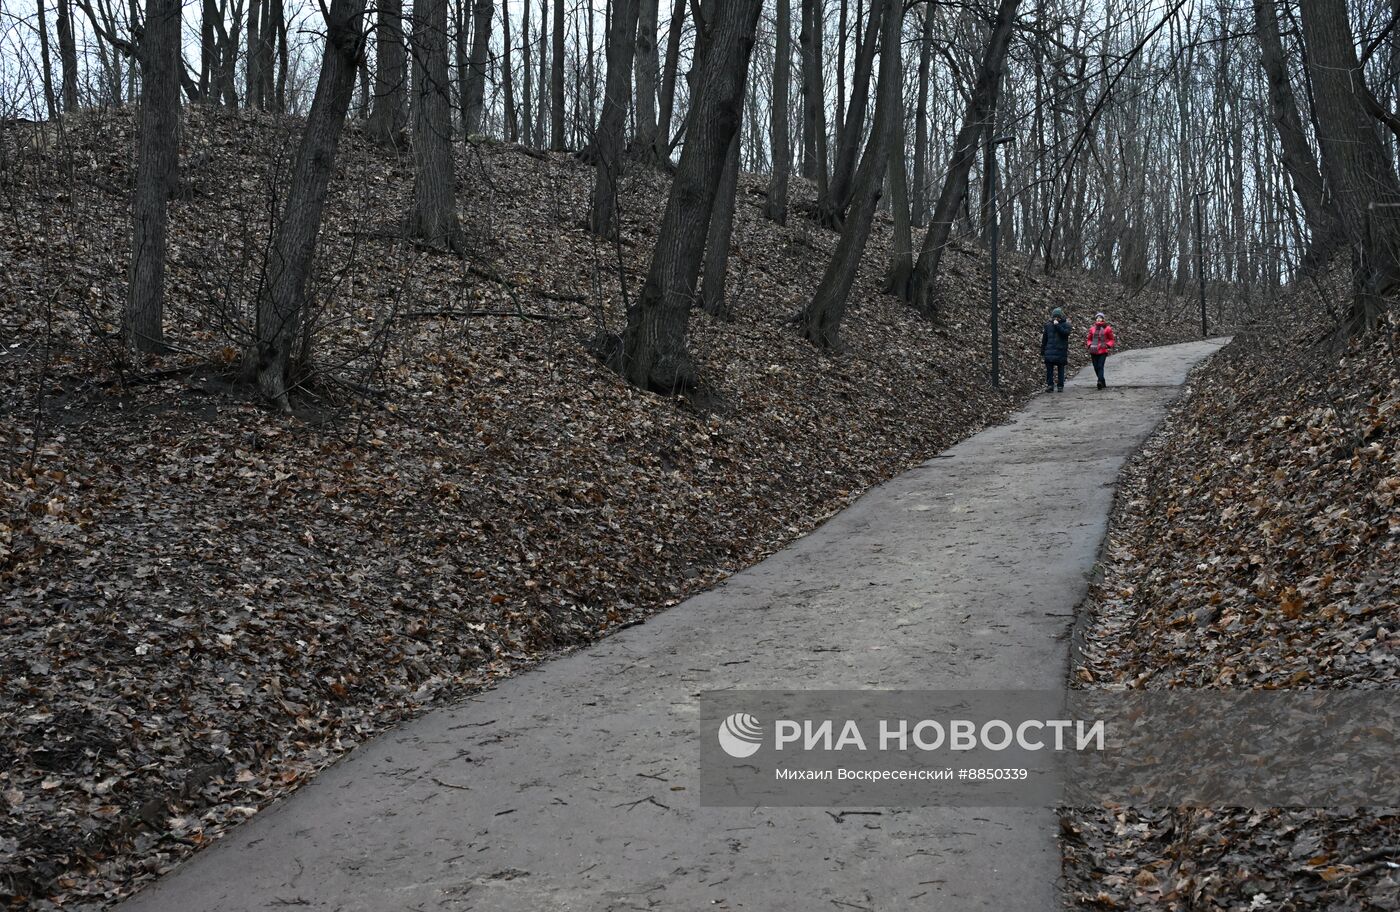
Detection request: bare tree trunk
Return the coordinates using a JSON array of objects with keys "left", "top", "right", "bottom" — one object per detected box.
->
[
  {"left": 257, "top": 0, "right": 277, "bottom": 107},
  {"left": 701, "top": 127, "right": 742, "bottom": 316},
  {"left": 911, "top": 3, "right": 932, "bottom": 226},
  {"left": 763, "top": 0, "right": 791, "bottom": 224},
  {"left": 368, "top": 0, "right": 408, "bottom": 145},
  {"left": 274, "top": 4, "right": 288, "bottom": 110},
  {"left": 200, "top": 0, "right": 215, "bottom": 98},
  {"left": 535, "top": 0, "right": 548, "bottom": 144},
  {"left": 589, "top": 0, "right": 640, "bottom": 237},
  {"left": 37, "top": 0, "right": 58, "bottom": 119},
  {"left": 799, "top": 0, "right": 828, "bottom": 197},
  {"left": 1253, "top": 0, "right": 1344, "bottom": 270},
  {"left": 902, "top": 0, "right": 1019, "bottom": 314},
  {"left": 633, "top": 0, "right": 660, "bottom": 158},
  {"left": 463, "top": 0, "right": 491, "bottom": 135},
  {"left": 655, "top": 0, "right": 685, "bottom": 159},
  {"left": 883, "top": 64, "right": 912, "bottom": 293},
  {"left": 521, "top": 0, "right": 533, "bottom": 142},
  {"left": 454, "top": 0, "right": 469, "bottom": 130},
  {"left": 57, "top": 0, "right": 79, "bottom": 109},
  {"left": 616, "top": 0, "right": 762, "bottom": 392},
  {"left": 247, "top": 0, "right": 262, "bottom": 107},
  {"left": 1299, "top": 0, "right": 1400, "bottom": 331},
  {"left": 125, "top": 0, "right": 181, "bottom": 352},
  {"left": 825, "top": 0, "right": 883, "bottom": 224},
  {"left": 410, "top": 0, "right": 463, "bottom": 250},
  {"left": 801, "top": 0, "right": 898, "bottom": 348},
  {"left": 253, "top": 0, "right": 366, "bottom": 407},
  {"left": 501, "top": 0, "right": 518, "bottom": 141},
  {"left": 550, "top": 0, "right": 565, "bottom": 149}
]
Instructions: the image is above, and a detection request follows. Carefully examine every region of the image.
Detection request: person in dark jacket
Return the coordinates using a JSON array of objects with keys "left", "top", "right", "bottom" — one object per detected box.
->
[{"left": 1041, "top": 307, "right": 1072, "bottom": 392}]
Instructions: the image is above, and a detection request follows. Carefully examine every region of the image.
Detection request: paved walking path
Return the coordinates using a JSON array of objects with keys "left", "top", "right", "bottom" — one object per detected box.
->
[{"left": 122, "top": 339, "right": 1228, "bottom": 912}]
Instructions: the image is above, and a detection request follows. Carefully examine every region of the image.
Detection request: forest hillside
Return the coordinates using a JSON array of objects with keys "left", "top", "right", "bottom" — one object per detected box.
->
[{"left": 0, "top": 110, "right": 1200, "bottom": 905}]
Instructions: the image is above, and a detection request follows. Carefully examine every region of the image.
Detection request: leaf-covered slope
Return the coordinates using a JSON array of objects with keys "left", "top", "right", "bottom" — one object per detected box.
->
[{"left": 1064, "top": 291, "right": 1399, "bottom": 909}]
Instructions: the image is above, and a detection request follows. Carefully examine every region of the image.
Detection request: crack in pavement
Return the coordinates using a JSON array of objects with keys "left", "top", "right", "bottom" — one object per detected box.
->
[{"left": 119, "top": 339, "right": 1229, "bottom": 912}]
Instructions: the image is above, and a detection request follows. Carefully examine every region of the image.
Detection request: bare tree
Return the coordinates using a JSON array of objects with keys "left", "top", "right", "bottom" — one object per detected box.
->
[
  {"left": 824, "top": 0, "right": 883, "bottom": 226},
  {"left": 799, "top": 0, "right": 898, "bottom": 348},
  {"left": 911, "top": 4, "right": 933, "bottom": 226},
  {"left": 701, "top": 129, "right": 742, "bottom": 316},
  {"left": 125, "top": 0, "right": 181, "bottom": 352},
  {"left": 1299, "top": 0, "right": 1400, "bottom": 331},
  {"left": 615, "top": 0, "right": 763, "bottom": 392},
  {"left": 252, "top": 0, "right": 368, "bottom": 408},
  {"left": 463, "top": 0, "right": 492, "bottom": 135},
  {"left": 550, "top": 0, "right": 565, "bottom": 149},
  {"left": 898, "top": 0, "right": 1019, "bottom": 315},
  {"left": 633, "top": 0, "right": 661, "bottom": 159},
  {"left": 57, "top": 0, "right": 79, "bottom": 109},
  {"left": 368, "top": 0, "right": 409, "bottom": 146},
  {"left": 763, "top": 0, "right": 791, "bottom": 224},
  {"left": 798, "top": 0, "right": 828, "bottom": 195},
  {"left": 589, "top": 0, "right": 641, "bottom": 237},
  {"left": 655, "top": 0, "right": 686, "bottom": 160},
  {"left": 410, "top": 0, "right": 463, "bottom": 251}
]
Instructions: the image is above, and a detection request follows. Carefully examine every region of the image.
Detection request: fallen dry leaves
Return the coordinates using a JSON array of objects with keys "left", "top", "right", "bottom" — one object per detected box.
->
[{"left": 1063, "top": 269, "right": 1399, "bottom": 910}]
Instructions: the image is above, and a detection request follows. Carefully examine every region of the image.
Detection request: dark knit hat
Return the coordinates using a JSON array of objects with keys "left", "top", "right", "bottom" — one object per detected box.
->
[{"left": 1051, "top": 307, "right": 1064, "bottom": 318}]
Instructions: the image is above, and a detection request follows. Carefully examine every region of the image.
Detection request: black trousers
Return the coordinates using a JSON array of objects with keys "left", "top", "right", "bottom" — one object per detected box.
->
[
  {"left": 1091, "top": 353, "right": 1107, "bottom": 383},
  {"left": 1045, "top": 361, "right": 1065, "bottom": 389}
]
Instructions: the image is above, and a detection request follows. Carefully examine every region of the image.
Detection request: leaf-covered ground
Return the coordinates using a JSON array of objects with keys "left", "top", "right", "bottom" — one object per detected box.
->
[
  {"left": 0, "top": 110, "right": 1199, "bottom": 907},
  {"left": 1062, "top": 276, "right": 1400, "bottom": 910}
]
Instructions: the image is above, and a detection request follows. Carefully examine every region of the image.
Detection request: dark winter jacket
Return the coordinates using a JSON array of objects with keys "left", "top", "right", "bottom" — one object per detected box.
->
[{"left": 1041, "top": 319, "right": 1072, "bottom": 364}]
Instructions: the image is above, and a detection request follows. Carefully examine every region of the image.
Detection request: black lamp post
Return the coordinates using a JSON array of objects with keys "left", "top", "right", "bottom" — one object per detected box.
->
[
  {"left": 1194, "top": 191, "right": 1208, "bottom": 338},
  {"left": 988, "top": 134, "right": 1015, "bottom": 388}
]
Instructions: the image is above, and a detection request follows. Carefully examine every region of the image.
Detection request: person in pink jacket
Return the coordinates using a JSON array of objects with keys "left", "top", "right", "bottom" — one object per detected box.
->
[{"left": 1085, "top": 312, "right": 1116, "bottom": 389}]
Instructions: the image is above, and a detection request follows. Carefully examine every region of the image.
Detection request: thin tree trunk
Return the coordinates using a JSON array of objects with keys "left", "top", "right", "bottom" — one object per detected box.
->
[
  {"left": 253, "top": 0, "right": 366, "bottom": 407},
  {"left": 902, "top": 0, "right": 1019, "bottom": 314},
  {"left": 501, "top": 0, "right": 518, "bottom": 141},
  {"left": 57, "top": 0, "right": 78, "bottom": 109},
  {"left": 410, "top": 0, "right": 463, "bottom": 250},
  {"left": 764, "top": 0, "right": 791, "bottom": 224},
  {"left": 655, "top": 0, "right": 685, "bottom": 158},
  {"left": 799, "top": 0, "right": 828, "bottom": 195},
  {"left": 454, "top": 0, "right": 469, "bottom": 131},
  {"left": 368, "top": 0, "right": 408, "bottom": 145},
  {"left": 37, "top": 0, "right": 58, "bottom": 119},
  {"left": 835, "top": 0, "right": 847, "bottom": 138},
  {"left": 463, "top": 0, "right": 492, "bottom": 135},
  {"left": 633, "top": 0, "right": 659, "bottom": 157},
  {"left": 883, "top": 65, "right": 912, "bottom": 292},
  {"left": 617, "top": 0, "right": 763, "bottom": 392},
  {"left": 126, "top": 0, "right": 181, "bottom": 352},
  {"left": 911, "top": 4, "right": 932, "bottom": 227},
  {"left": 825, "top": 0, "right": 883, "bottom": 223},
  {"left": 521, "top": 0, "right": 533, "bottom": 142},
  {"left": 589, "top": 0, "right": 640, "bottom": 237},
  {"left": 801, "top": 0, "right": 898, "bottom": 348},
  {"left": 536, "top": 0, "right": 548, "bottom": 144},
  {"left": 701, "top": 127, "right": 742, "bottom": 316},
  {"left": 247, "top": 0, "right": 262, "bottom": 107},
  {"left": 550, "top": 0, "right": 565, "bottom": 149}
]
